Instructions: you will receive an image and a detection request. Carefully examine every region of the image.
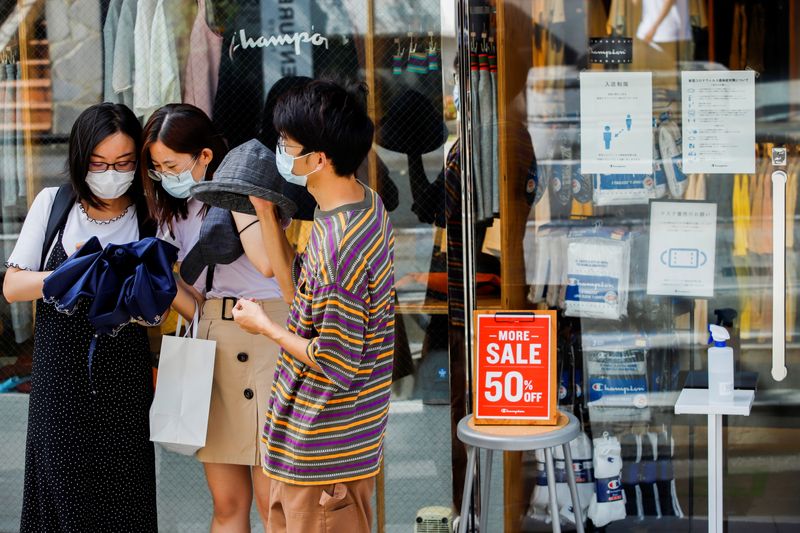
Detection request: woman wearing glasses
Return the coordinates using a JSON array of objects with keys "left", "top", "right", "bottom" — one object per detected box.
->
[
  {"left": 140, "top": 103, "right": 287, "bottom": 533},
  {"left": 3, "top": 103, "right": 158, "bottom": 531}
]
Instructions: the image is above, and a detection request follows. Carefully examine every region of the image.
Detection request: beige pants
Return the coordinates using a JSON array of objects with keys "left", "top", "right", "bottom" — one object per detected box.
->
[
  {"left": 268, "top": 477, "right": 375, "bottom": 533},
  {"left": 195, "top": 298, "right": 288, "bottom": 466}
]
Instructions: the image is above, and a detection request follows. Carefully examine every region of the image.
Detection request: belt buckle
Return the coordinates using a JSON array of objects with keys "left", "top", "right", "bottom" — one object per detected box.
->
[{"left": 221, "top": 297, "right": 237, "bottom": 321}]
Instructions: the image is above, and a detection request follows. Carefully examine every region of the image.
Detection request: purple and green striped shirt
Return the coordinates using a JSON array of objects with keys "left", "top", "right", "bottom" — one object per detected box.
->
[{"left": 262, "top": 185, "right": 395, "bottom": 485}]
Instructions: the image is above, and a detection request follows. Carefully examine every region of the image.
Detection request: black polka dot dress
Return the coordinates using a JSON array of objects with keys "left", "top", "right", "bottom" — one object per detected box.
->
[{"left": 20, "top": 230, "right": 157, "bottom": 532}]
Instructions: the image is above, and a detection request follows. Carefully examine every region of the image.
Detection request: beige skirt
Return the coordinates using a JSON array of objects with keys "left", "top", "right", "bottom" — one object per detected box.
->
[{"left": 195, "top": 298, "right": 288, "bottom": 466}]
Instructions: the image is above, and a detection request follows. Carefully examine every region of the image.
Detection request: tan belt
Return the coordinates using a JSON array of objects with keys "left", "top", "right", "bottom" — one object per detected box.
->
[{"left": 202, "top": 298, "right": 286, "bottom": 321}]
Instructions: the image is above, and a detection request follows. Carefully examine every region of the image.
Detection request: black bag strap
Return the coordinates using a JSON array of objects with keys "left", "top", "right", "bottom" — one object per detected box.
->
[
  {"left": 40, "top": 184, "right": 76, "bottom": 271},
  {"left": 135, "top": 201, "right": 157, "bottom": 239},
  {"left": 205, "top": 265, "right": 215, "bottom": 293},
  {"left": 40, "top": 184, "right": 156, "bottom": 270}
]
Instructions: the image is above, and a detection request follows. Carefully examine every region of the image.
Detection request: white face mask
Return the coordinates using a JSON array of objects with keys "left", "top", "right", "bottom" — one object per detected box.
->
[
  {"left": 276, "top": 143, "right": 320, "bottom": 187},
  {"left": 149, "top": 159, "right": 201, "bottom": 199},
  {"left": 85, "top": 170, "right": 135, "bottom": 200}
]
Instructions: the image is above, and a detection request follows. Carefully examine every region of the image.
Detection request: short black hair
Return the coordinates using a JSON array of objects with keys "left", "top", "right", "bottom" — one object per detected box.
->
[
  {"left": 68, "top": 103, "right": 144, "bottom": 210},
  {"left": 259, "top": 76, "right": 313, "bottom": 151},
  {"left": 273, "top": 80, "right": 374, "bottom": 177}
]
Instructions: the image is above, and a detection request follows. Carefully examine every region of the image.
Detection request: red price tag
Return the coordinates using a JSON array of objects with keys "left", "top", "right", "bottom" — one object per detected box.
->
[{"left": 473, "top": 311, "right": 557, "bottom": 425}]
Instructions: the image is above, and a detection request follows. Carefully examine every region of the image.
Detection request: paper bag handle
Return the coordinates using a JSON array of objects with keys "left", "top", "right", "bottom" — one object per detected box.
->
[{"left": 175, "top": 301, "right": 200, "bottom": 339}]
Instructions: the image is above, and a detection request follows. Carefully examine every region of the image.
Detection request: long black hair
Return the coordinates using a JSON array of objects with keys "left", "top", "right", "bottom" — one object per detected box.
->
[
  {"left": 68, "top": 103, "right": 145, "bottom": 212},
  {"left": 140, "top": 104, "right": 229, "bottom": 229}
]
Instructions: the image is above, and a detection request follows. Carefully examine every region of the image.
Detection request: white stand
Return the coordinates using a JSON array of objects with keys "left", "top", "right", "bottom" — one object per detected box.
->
[{"left": 674, "top": 388, "right": 755, "bottom": 533}]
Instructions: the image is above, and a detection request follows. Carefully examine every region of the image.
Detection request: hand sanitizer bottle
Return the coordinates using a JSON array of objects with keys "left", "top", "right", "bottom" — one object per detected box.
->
[{"left": 708, "top": 325, "right": 734, "bottom": 404}]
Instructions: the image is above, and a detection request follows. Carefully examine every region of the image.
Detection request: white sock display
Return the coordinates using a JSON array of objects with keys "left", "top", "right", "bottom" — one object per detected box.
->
[{"left": 588, "top": 433, "right": 627, "bottom": 527}]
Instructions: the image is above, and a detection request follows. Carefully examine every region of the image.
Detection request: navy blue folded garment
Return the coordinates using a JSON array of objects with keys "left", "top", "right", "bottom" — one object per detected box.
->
[{"left": 43, "top": 236, "right": 178, "bottom": 335}]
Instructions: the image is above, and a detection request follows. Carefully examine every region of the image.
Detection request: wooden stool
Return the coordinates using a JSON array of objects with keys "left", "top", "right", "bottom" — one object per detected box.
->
[{"left": 456, "top": 411, "right": 584, "bottom": 533}]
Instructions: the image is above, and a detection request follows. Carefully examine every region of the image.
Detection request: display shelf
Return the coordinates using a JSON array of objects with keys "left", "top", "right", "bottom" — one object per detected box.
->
[{"left": 674, "top": 389, "right": 755, "bottom": 416}]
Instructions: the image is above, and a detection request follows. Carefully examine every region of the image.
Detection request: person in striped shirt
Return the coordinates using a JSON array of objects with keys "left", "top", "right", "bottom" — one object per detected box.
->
[{"left": 232, "top": 80, "right": 394, "bottom": 533}]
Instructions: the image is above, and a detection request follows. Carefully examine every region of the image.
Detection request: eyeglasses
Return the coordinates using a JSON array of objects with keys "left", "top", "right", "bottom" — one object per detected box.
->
[
  {"left": 148, "top": 157, "right": 198, "bottom": 182},
  {"left": 88, "top": 161, "right": 136, "bottom": 173},
  {"left": 277, "top": 137, "right": 304, "bottom": 153}
]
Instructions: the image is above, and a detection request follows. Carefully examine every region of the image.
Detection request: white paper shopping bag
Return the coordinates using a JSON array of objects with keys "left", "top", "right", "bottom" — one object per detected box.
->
[{"left": 149, "top": 307, "right": 216, "bottom": 455}]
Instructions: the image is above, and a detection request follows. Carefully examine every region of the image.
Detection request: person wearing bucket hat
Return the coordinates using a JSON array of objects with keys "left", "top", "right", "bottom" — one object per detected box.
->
[
  {"left": 231, "top": 80, "right": 394, "bottom": 533},
  {"left": 141, "top": 104, "right": 289, "bottom": 532}
]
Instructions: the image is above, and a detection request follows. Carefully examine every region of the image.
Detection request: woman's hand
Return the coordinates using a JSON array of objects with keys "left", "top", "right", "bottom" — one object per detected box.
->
[
  {"left": 232, "top": 298, "right": 272, "bottom": 336},
  {"left": 249, "top": 195, "right": 278, "bottom": 218}
]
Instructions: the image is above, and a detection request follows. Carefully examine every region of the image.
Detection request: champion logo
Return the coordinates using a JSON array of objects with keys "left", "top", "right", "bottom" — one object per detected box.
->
[
  {"left": 607, "top": 479, "right": 620, "bottom": 490},
  {"left": 229, "top": 28, "right": 329, "bottom": 60},
  {"left": 591, "top": 383, "right": 604, "bottom": 392}
]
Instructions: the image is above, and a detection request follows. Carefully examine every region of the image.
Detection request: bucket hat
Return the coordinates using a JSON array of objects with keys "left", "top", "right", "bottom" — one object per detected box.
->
[
  {"left": 191, "top": 139, "right": 297, "bottom": 219},
  {"left": 179, "top": 207, "right": 244, "bottom": 285}
]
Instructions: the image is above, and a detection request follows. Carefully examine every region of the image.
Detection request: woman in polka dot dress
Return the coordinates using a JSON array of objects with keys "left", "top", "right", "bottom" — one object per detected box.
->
[{"left": 3, "top": 103, "right": 158, "bottom": 532}]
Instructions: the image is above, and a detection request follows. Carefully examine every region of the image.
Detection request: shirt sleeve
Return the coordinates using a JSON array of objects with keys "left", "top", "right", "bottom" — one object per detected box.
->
[
  {"left": 307, "top": 277, "right": 369, "bottom": 391},
  {"left": 6, "top": 188, "right": 58, "bottom": 271}
]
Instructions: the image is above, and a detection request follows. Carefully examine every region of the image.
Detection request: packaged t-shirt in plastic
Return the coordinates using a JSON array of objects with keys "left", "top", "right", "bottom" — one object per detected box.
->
[
  {"left": 565, "top": 227, "right": 631, "bottom": 320},
  {"left": 582, "top": 330, "right": 651, "bottom": 423}
]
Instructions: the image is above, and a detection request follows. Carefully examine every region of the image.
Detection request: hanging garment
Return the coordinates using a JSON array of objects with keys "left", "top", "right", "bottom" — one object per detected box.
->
[
  {"left": 469, "top": 50, "right": 485, "bottom": 220},
  {"left": 490, "top": 50, "right": 499, "bottom": 214},
  {"left": 689, "top": 0, "right": 708, "bottom": 28},
  {"left": 606, "top": 0, "right": 627, "bottom": 35},
  {"left": 729, "top": 2, "right": 747, "bottom": 70},
  {"left": 745, "top": 3, "right": 765, "bottom": 74},
  {"left": 212, "top": 0, "right": 264, "bottom": 148},
  {"left": 479, "top": 53, "right": 494, "bottom": 219},
  {"left": 148, "top": 0, "right": 181, "bottom": 115},
  {"left": 786, "top": 156, "right": 798, "bottom": 249},
  {"left": 132, "top": 0, "right": 156, "bottom": 117},
  {"left": 732, "top": 174, "right": 750, "bottom": 256},
  {"left": 2, "top": 64, "right": 32, "bottom": 343},
  {"left": 182, "top": 0, "right": 222, "bottom": 118},
  {"left": 407, "top": 48, "right": 429, "bottom": 74},
  {"left": 112, "top": 0, "right": 137, "bottom": 108},
  {"left": 15, "top": 63, "right": 26, "bottom": 203},
  {"left": 2, "top": 63, "right": 17, "bottom": 208},
  {"left": 686, "top": 173, "right": 709, "bottom": 341},
  {"left": 749, "top": 159, "right": 773, "bottom": 255},
  {"left": 103, "top": 0, "right": 124, "bottom": 104}
]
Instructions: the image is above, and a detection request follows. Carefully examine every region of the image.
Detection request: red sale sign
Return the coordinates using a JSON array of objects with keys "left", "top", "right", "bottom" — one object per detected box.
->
[{"left": 473, "top": 311, "right": 557, "bottom": 425}]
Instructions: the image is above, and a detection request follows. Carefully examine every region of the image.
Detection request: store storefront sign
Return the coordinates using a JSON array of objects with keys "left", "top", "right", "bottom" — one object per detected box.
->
[
  {"left": 580, "top": 72, "right": 653, "bottom": 175},
  {"left": 647, "top": 200, "right": 717, "bottom": 297},
  {"left": 473, "top": 311, "right": 557, "bottom": 425},
  {"left": 681, "top": 70, "right": 756, "bottom": 174},
  {"left": 588, "top": 37, "right": 633, "bottom": 64}
]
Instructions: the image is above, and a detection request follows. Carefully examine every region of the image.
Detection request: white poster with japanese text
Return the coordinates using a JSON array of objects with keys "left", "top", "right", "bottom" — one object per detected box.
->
[
  {"left": 580, "top": 72, "right": 653, "bottom": 174},
  {"left": 681, "top": 70, "right": 756, "bottom": 174},
  {"left": 647, "top": 201, "right": 717, "bottom": 298}
]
